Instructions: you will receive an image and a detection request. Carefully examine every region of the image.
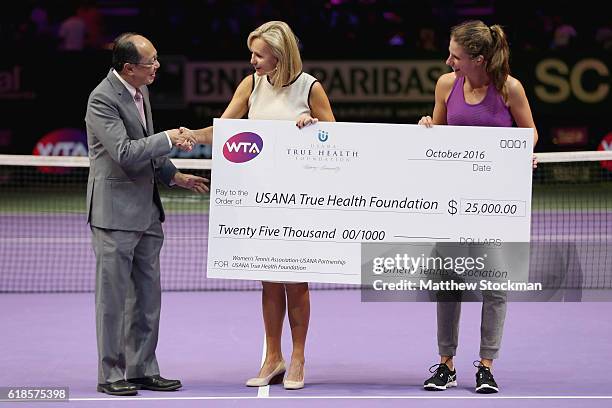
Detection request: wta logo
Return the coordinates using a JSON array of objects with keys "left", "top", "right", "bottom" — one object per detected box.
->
[
  {"left": 223, "top": 132, "right": 263, "bottom": 163},
  {"left": 32, "top": 128, "right": 87, "bottom": 174}
]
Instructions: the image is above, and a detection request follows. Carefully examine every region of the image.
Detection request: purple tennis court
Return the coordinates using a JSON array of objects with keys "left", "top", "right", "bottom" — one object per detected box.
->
[
  {"left": 1, "top": 292, "right": 612, "bottom": 407},
  {"left": 1, "top": 159, "right": 612, "bottom": 407}
]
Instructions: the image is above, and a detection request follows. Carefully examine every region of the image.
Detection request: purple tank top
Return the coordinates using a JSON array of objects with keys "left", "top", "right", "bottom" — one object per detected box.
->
[{"left": 446, "top": 76, "right": 513, "bottom": 127}]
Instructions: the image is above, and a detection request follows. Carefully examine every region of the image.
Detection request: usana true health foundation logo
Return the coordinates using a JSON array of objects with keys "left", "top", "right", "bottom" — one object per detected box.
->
[{"left": 285, "top": 129, "right": 359, "bottom": 165}]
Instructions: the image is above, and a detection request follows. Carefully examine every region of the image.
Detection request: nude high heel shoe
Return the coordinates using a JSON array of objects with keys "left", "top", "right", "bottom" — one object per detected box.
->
[
  {"left": 283, "top": 366, "right": 305, "bottom": 390},
  {"left": 245, "top": 360, "right": 286, "bottom": 387}
]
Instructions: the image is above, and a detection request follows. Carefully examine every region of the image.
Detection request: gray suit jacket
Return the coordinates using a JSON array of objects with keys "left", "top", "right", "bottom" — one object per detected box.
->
[{"left": 85, "top": 69, "right": 177, "bottom": 231}]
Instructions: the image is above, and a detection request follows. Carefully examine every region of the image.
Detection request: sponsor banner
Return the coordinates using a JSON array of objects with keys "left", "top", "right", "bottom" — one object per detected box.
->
[
  {"left": 551, "top": 127, "right": 589, "bottom": 147},
  {"left": 186, "top": 60, "right": 449, "bottom": 103},
  {"left": 0, "top": 65, "right": 35, "bottom": 100},
  {"left": 31, "top": 128, "right": 88, "bottom": 174},
  {"left": 184, "top": 55, "right": 611, "bottom": 112},
  {"left": 32, "top": 128, "right": 88, "bottom": 157},
  {"left": 524, "top": 54, "right": 611, "bottom": 113}
]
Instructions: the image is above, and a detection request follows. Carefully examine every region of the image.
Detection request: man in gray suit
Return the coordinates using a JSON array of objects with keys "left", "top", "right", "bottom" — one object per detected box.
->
[{"left": 86, "top": 33, "right": 208, "bottom": 396}]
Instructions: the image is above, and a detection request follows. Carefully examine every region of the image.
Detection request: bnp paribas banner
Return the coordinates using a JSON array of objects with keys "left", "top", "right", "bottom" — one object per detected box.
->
[
  {"left": 184, "top": 53, "right": 610, "bottom": 119},
  {"left": 185, "top": 60, "right": 449, "bottom": 102},
  {"left": 185, "top": 60, "right": 449, "bottom": 122}
]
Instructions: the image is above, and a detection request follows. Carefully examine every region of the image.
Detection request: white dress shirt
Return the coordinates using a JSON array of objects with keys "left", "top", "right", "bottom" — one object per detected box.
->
[{"left": 112, "top": 69, "right": 171, "bottom": 148}]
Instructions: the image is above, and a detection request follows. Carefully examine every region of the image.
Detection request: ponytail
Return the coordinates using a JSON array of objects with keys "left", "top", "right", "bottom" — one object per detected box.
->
[{"left": 451, "top": 20, "right": 511, "bottom": 101}]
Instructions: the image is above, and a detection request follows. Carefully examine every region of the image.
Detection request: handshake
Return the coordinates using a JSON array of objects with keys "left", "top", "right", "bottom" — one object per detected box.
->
[{"left": 167, "top": 127, "right": 197, "bottom": 151}]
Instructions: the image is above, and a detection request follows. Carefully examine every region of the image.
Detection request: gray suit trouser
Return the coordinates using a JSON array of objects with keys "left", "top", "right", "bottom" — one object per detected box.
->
[
  {"left": 437, "top": 290, "right": 507, "bottom": 360},
  {"left": 91, "top": 206, "right": 163, "bottom": 384}
]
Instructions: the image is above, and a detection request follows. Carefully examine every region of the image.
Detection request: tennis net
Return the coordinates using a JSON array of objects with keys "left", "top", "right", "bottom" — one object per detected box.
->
[{"left": 0, "top": 152, "right": 610, "bottom": 292}]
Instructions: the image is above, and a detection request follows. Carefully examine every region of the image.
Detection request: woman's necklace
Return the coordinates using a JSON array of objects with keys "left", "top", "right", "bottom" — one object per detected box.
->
[{"left": 470, "top": 84, "right": 488, "bottom": 95}]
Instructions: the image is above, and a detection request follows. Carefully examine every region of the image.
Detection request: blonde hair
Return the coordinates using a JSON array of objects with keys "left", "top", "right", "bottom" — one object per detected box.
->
[
  {"left": 247, "top": 21, "right": 302, "bottom": 89},
  {"left": 451, "top": 20, "right": 510, "bottom": 101}
]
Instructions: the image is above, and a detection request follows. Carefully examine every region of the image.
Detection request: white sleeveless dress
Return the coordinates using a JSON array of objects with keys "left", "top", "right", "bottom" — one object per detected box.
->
[
  {"left": 247, "top": 72, "right": 318, "bottom": 284},
  {"left": 248, "top": 72, "right": 317, "bottom": 120}
]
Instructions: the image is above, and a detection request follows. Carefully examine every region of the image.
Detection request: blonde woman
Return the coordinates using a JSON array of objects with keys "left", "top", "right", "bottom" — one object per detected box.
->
[{"left": 190, "top": 21, "right": 335, "bottom": 390}]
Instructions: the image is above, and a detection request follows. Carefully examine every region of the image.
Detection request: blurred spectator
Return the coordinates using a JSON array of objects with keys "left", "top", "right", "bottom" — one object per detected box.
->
[
  {"left": 14, "top": 1, "right": 55, "bottom": 50},
  {"left": 3, "top": 0, "right": 608, "bottom": 56},
  {"left": 546, "top": 13, "right": 578, "bottom": 50},
  {"left": 551, "top": 23, "right": 577, "bottom": 49},
  {"left": 58, "top": 10, "right": 86, "bottom": 50},
  {"left": 29, "top": 3, "right": 50, "bottom": 35},
  {"left": 417, "top": 27, "right": 438, "bottom": 51},
  {"left": 595, "top": 25, "right": 612, "bottom": 51},
  {"left": 77, "top": 0, "right": 105, "bottom": 49}
]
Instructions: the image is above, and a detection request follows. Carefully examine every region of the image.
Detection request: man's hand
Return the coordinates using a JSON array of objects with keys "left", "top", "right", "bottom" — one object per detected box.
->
[
  {"left": 179, "top": 127, "right": 195, "bottom": 139},
  {"left": 172, "top": 171, "right": 209, "bottom": 193},
  {"left": 167, "top": 128, "right": 195, "bottom": 151}
]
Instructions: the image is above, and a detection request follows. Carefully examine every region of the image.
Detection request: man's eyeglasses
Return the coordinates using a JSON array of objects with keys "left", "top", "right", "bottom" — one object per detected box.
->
[{"left": 129, "top": 56, "right": 159, "bottom": 67}]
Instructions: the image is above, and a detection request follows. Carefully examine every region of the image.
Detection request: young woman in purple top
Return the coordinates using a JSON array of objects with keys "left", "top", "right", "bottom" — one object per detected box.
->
[{"left": 419, "top": 20, "right": 538, "bottom": 394}]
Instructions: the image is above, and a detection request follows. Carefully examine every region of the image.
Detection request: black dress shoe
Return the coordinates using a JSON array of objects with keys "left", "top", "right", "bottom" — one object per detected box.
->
[
  {"left": 128, "top": 375, "right": 182, "bottom": 391},
  {"left": 96, "top": 380, "right": 138, "bottom": 396}
]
